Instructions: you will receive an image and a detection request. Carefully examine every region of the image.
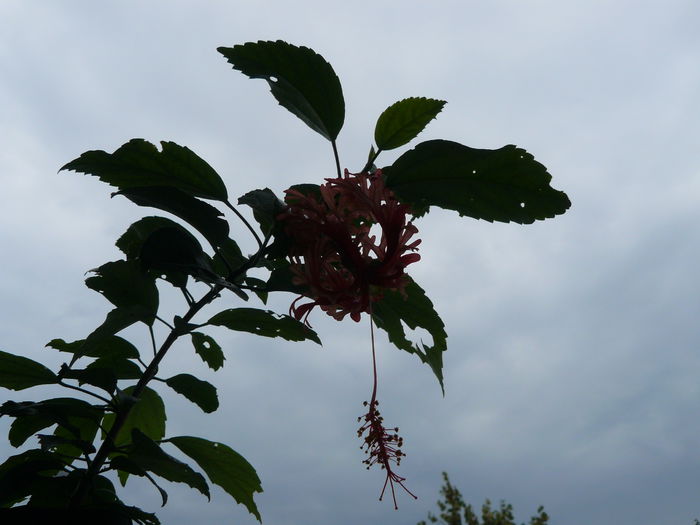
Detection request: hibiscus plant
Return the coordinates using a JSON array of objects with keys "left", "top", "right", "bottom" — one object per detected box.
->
[{"left": 0, "top": 40, "right": 570, "bottom": 524}]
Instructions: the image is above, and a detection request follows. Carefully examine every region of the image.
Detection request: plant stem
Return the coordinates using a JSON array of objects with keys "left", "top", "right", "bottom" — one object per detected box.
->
[
  {"left": 69, "top": 284, "right": 224, "bottom": 507},
  {"left": 332, "top": 140, "right": 342, "bottom": 177},
  {"left": 225, "top": 200, "right": 263, "bottom": 248}
]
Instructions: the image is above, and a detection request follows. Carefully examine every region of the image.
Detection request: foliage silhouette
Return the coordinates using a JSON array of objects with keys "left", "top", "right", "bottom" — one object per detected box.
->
[
  {"left": 418, "top": 472, "right": 549, "bottom": 525},
  {"left": 0, "top": 40, "right": 569, "bottom": 522}
]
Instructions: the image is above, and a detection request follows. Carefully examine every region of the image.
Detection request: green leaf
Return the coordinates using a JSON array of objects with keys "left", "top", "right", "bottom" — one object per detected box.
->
[
  {"left": 371, "top": 277, "right": 447, "bottom": 392},
  {"left": 167, "top": 436, "right": 262, "bottom": 521},
  {"left": 383, "top": 139, "right": 571, "bottom": 223},
  {"left": 211, "top": 237, "right": 247, "bottom": 280},
  {"left": 0, "top": 449, "right": 65, "bottom": 506},
  {"left": 61, "top": 139, "right": 228, "bottom": 201},
  {"left": 52, "top": 414, "right": 100, "bottom": 464},
  {"left": 85, "top": 260, "right": 159, "bottom": 325},
  {"left": 115, "top": 186, "right": 230, "bottom": 248},
  {"left": 374, "top": 97, "right": 446, "bottom": 151},
  {"left": 0, "top": 351, "right": 57, "bottom": 391},
  {"left": 47, "top": 335, "right": 139, "bottom": 360},
  {"left": 2, "top": 399, "right": 101, "bottom": 446},
  {"left": 116, "top": 217, "right": 193, "bottom": 288},
  {"left": 128, "top": 429, "right": 210, "bottom": 499},
  {"left": 219, "top": 40, "right": 345, "bottom": 141},
  {"left": 63, "top": 357, "right": 142, "bottom": 393},
  {"left": 104, "top": 386, "right": 166, "bottom": 447},
  {"left": 110, "top": 455, "right": 170, "bottom": 506},
  {"left": 238, "top": 188, "right": 284, "bottom": 237},
  {"left": 79, "top": 308, "right": 145, "bottom": 358},
  {"left": 165, "top": 374, "right": 219, "bottom": 413},
  {"left": 7, "top": 414, "right": 55, "bottom": 448},
  {"left": 190, "top": 333, "right": 225, "bottom": 371},
  {"left": 207, "top": 308, "right": 321, "bottom": 344}
]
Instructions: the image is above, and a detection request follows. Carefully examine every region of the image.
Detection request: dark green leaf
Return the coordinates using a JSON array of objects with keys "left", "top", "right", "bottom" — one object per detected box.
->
[
  {"left": 371, "top": 277, "right": 447, "bottom": 392},
  {"left": 211, "top": 237, "right": 247, "bottom": 280},
  {"left": 53, "top": 413, "right": 100, "bottom": 463},
  {"left": 243, "top": 276, "right": 268, "bottom": 303},
  {"left": 115, "top": 186, "right": 230, "bottom": 248},
  {"left": 63, "top": 357, "right": 142, "bottom": 393},
  {"left": 61, "top": 139, "right": 228, "bottom": 201},
  {"left": 383, "top": 140, "right": 571, "bottom": 222},
  {"left": 127, "top": 429, "right": 210, "bottom": 499},
  {"left": 104, "top": 386, "right": 166, "bottom": 447},
  {"left": 0, "top": 351, "right": 56, "bottom": 391},
  {"left": 0, "top": 449, "right": 66, "bottom": 506},
  {"left": 75, "top": 308, "right": 145, "bottom": 362},
  {"left": 7, "top": 414, "right": 54, "bottom": 448},
  {"left": 167, "top": 436, "right": 261, "bottom": 521},
  {"left": 2, "top": 398, "right": 101, "bottom": 450},
  {"left": 190, "top": 333, "right": 225, "bottom": 371},
  {"left": 219, "top": 40, "right": 344, "bottom": 141},
  {"left": 165, "top": 374, "right": 219, "bottom": 413},
  {"left": 238, "top": 188, "right": 284, "bottom": 237},
  {"left": 116, "top": 217, "right": 192, "bottom": 288},
  {"left": 47, "top": 335, "right": 139, "bottom": 359},
  {"left": 207, "top": 308, "right": 320, "bottom": 344},
  {"left": 110, "top": 455, "right": 169, "bottom": 506},
  {"left": 374, "top": 97, "right": 445, "bottom": 151},
  {"left": 37, "top": 434, "right": 95, "bottom": 455},
  {"left": 85, "top": 260, "right": 159, "bottom": 325}
]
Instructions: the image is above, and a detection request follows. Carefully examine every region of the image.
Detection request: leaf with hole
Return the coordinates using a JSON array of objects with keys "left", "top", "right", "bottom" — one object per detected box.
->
[
  {"left": 383, "top": 139, "right": 571, "bottom": 222},
  {"left": 190, "top": 333, "right": 225, "bottom": 371},
  {"left": 167, "top": 436, "right": 262, "bottom": 521},
  {"left": 61, "top": 139, "right": 228, "bottom": 201},
  {"left": 374, "top": 97, "right": 445, "bottom": 151},
  {"left": 219, "top": 40, "right": 344, "bottom": 141}
]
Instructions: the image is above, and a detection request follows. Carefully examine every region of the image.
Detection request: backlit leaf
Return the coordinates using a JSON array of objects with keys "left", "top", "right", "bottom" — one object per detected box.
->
[
  {"left": 165, "top": 374, "right": 219, "bottom": 413},
  {"left": 207, "top": 308, "right": 320, "bottom": 344},
  {"left": 167, "top": 436, "right": 261, "bottom": 521},
  {"left": 374, "top": 97, "right": 445, "bottom": 151},
  {"left": 219, "top": 40, "right": 344, "bottom": 141},
  {"left": 0, "top": 351, "right": 57, "bottom": 391},
  {"left": 371, "top": 277, "right": 447, "bottom": 392},
  {"left": 190, "top": 333, "right": 225, "bottom": 371},
  {"left": 383, "top": 139, "right": 571, "bottom": 223},
  {"left": 61, "top": 139, "right": 228, "bottom": 201}
]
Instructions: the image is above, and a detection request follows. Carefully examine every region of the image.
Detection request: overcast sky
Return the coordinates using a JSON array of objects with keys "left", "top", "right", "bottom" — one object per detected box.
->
[{"left": 2, "top": 1, "right": 700, "bottom": 524}]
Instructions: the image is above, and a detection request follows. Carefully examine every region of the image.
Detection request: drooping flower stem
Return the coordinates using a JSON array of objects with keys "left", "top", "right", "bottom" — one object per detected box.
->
[{"left": 357, "top": 307, "right": 417, "bottom": 509}]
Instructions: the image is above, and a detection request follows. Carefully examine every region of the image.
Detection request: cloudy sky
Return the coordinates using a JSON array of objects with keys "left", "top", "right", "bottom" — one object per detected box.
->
[{"left": 2, "top": 1, "right": 700, "bottom": 524}]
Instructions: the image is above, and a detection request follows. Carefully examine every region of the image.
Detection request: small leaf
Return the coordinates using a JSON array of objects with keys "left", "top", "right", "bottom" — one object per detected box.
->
[
  {"left": 115, "top": 186, "right": 230, "bottom": 248},
  {"left": 127, "top": 429, "right": 210, "bottom": 500},
  {"left": 167, "top": 436, "right": 262, "bottom": 521},
  {"left": 165, "top": 374, "right": 219, "bottom": 413},
  {"left": 0, "top": 350, "right": 57, "bottom": 391},
  {"left": 7, "top": 414, "right": 55, "bottom": 448},
  {"left": 238, "top": 188, "right": 284, "bottom": 237},
  {"left": 383, "top": 140, "right": 571, "bottom": 223},
  {"left": 219, "top": 40, "right": 345, "bottom": 141},
  {"left": 85, "top": 260, "right": 159, "bottom": 325},
  {"left": 207, "top": 308, "right": 321, "bottom": 344},
  {"left": 61, "top": 139, "right": 228, "bottom": 201},
  {"left": 190, "top": 332, "right": 225, "bottom": 371},
  {"left": 103, "top": 386, "right": 166, "bottom": 447},
  {"left": 47, "top": 335, "right": 139, "bottom": 360},
  {"left": 371, "top": 277, "right": 447, "bottom": 392},
  {"left": 374, "top": 97, "right": 446, "bottom": 151}
]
